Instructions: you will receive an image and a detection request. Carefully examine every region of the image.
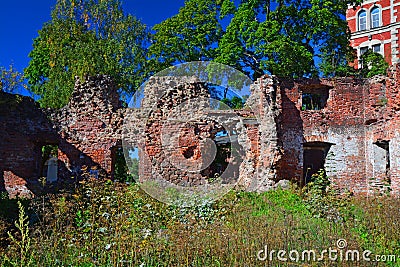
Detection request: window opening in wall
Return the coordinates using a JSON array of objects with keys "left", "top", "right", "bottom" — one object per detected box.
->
[
  {"left": 358, "top": 10, "right": 367, "bottom": 31},
  {"left": 371, "top": 7, "right": 380, "bottom": 28},
  {"left": 303, "top": 142, "right": 333, "bottom": 185},
  {"left": 301, "top": 86, "right": 330, "bottom": 111},
  {"left": 302, "top": 93, "right": 323, "bottom": 110},
  {"left": 374, "top": 140, "right": 390, "bottom": 180},
  {"left": 359, "top": 47, "right": 369, "bottom": 68},
  {"left": 202, "top": 129, "right": 231, "bottom": 180},
  {"left": 112, "top": 146, "right": 138, "bottom": 183},
  {"left": 201, "top": 127, "right": 243, "bottom": 183},
  {"left": 372, "top": 44, "right": 381, "bottom": 53},
  {"left": 360, "top": 46, "right": 368, "bottom": 56}
]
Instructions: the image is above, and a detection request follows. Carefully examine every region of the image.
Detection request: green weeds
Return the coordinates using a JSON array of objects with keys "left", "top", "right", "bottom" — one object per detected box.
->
[{"left": 0, "top": 178, "right": 399, "bottom": 266}]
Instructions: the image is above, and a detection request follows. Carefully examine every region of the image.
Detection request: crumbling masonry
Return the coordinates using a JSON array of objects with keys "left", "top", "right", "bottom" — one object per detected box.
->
[{"left": 1, "top": 66, "right": 400, "bottom": 198}]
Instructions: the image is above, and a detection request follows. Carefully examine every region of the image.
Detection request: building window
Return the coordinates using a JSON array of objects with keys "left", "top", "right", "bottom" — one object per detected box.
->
[
  {"left": 358, "top": 10, "right": 367, "bottom": 31},
  {"left": 373, "top": 140, "right": 391, "bottom": 185},
  {"left": 302, "top": 93, "right": 322, "bottom": 110},
  {"left": 359, "top": 47, "right": 369, "bottom": 69},
  {"left": 360, "top": 46, "right": 368, "bottom": 56},
  {"left": 372, "top": 44, "right": 381, "bottom": 53},
  {"left": 303, "top": 142, "right": 333, "bottom": 185},
  {"left": 301, "top": 86, "right": 330, "bottom": 111},
  {"left": 371, "top": 7, "right": 380, "bottom": 28}
]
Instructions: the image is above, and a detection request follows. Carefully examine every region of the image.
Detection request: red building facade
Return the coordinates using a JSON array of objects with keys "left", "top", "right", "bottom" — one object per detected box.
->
[{"left": 346, "top": 0, "right": 400, "bottom": 67}]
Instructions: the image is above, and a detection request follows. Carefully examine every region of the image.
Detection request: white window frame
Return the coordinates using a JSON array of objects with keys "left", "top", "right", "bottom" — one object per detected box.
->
[
  {"left": 358, "top": 10, "right": 367, "bottom": 31},
  {"left": 370, "top": 7, "right": 381, "bottom": 28},
  {"left": 372, "top": 43, "right": 381, "bottom": 53}
]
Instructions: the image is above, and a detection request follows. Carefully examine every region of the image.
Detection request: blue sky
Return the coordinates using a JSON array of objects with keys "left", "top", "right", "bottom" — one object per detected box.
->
[{"left": 0, "top": 0, "right": 185, "bottom": 73}]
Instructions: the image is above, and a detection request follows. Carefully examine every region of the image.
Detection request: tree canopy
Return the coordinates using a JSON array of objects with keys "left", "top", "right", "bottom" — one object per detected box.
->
[
  {"left": 25, "top": 0, "right": 149, "bottom": 108},
  {"left": 150, "top": 0, "right": 362, "bottom": 80},
  {"left": 147, "top": 0, "right": 234, "bottom": 74},
  {"left": 25, "top": 0, "right": 369, "bottom": 107}
]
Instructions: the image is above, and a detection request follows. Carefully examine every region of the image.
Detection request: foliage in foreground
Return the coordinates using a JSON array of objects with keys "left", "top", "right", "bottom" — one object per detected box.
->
[{"left": 0, "top": 178, "right": 399, "bottom": 266}]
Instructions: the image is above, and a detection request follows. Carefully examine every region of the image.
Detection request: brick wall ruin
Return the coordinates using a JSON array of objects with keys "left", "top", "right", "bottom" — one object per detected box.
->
[
  {"left": 2, "top": 67, "right": 400, "bottom": 198},
  {"left": 122, "top": 76, "right": 280, "bottom": 192},
  {"left": 0, "top": 93, "right": 57, "bottom": 197},
  {"left": 276, "top": 67, "right": 400, "bottom": 195},
  {"left": 51, "top": 76, "right": 125, "bottom": 180},
  {"left": 0, "top": 75, "right": 125, "bottom": 197}
]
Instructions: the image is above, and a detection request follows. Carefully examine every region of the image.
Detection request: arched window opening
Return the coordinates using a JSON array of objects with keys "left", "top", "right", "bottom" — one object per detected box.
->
[
  {"left": 358, "top": 10, "right": 367, "bottom": 31},
  {"left": 371, "top": 7, "right": 380, "bottom": 28}
]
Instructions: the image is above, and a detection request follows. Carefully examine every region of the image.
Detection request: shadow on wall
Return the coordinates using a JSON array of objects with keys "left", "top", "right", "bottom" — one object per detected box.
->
[
  {"left": 0, "top": 92, "right": 58, "bottom": 197},
  {"left": 276, "top": 80, "right": 305, "bottom": 185},
  {"left": 0, "top": 172, "right": 4, "bottom": 194},
  {"left": 0, "top": 92, "right": 110, "bottom": 198}
]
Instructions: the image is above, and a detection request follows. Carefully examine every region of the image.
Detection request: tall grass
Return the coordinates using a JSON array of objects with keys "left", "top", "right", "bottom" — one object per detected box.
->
[{"left": 0, "top": 177, "right": 399, "bottom": 266}]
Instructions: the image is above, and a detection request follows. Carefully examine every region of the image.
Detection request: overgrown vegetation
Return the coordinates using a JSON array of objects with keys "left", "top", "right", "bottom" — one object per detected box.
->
[
  {"left": 0, "top": 177, "right": 399, "bottom": 266},
  {"left": 113, "top": 147, "right": 136, "bottom": 183}
]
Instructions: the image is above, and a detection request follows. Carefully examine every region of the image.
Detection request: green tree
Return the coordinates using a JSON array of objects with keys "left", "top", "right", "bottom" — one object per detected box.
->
[
  {"left": 114, "top": 147, "right": 135, "bottom": 183},
  {"left": 359, "top": 49, "right": 389, "bottom": 78},
  {"left": 149, "top": 0, "right": 362, "bottom": 80},
  {"left": 0, "top": 64, "right": 27, "bottom": 93},
  {"left": 216, "top": 0, "right": 362, "bottom": 79},
  {"left": 148, "top": 0, "right": 235, "bottom": 74},
  {"left": 319, "top": 48, "right": 357, "bottom": 77},
  {"left": 221, "top": 96, "right": 244, "bottom": 109},
  {"left": 25, "top": 0, "right": 149, "bottom": 108}
]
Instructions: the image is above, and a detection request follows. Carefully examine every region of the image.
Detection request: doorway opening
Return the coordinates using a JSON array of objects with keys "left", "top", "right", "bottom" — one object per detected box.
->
[
  {"left": 373, "top": 140, "right": 390, "bottom": 185},
  {"left": 303, "top": 142, "right": 333, "bottom": 185},
  {"left": 111, "top": 146, "right": 138, "bottom": 183}
]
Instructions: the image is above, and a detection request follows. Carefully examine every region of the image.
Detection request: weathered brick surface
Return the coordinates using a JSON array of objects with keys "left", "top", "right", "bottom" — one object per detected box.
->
[
  {"left": 275, "top": 66, "right": 400, "bottom": 196},
  {"left": 0, "top": 93, "right": 58, "bottom": 197},
  {"left": 2, "top": 67, "right": 400, "bottom": 197},
  {"left": 51, "top": 75, "right": 124, "bottom": 180},
  {"left": 0, "top": 75, "right": 124, "bottom": 197},
  {"left": 122, "top": 76, "right": 278, "bottom": 190}
]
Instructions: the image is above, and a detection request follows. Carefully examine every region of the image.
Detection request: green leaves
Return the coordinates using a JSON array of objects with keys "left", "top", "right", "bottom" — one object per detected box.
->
[
  {"left": 25, "top": 0, "right": 362, "bottom": 108},
  {"left": 0, "top": 64, "right": 27, "bottom": 94},
  {"left": 217, "top": 0, "right": 360, "bottom": 78},
  {"left": 150, "top": 0, "right": 359, "bottom": 80},
  {"left": 360, "top": 49, "right": 389, "bottom": 78},
  {"left": 148, "top": 0, "right": 230, "bottom": 74},
  {"left": 25, "top": 0, "right": 149, "bottom": 108},
  {"left": 220, "top": 96, "right": 244, "bottom": 109}
]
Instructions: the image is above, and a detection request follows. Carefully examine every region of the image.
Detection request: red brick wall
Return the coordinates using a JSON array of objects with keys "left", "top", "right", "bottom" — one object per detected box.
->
[
  {"left": 0, "top": 93, "right": 58, "bottom": 197},
  {"left": 53, "top": 75, "right": 123, "bottom": 181},
  {"left": 273, "top": 66, "right": 400, "bottom": 195},
  {"left": 3, "top": 70, "right": 400, "bottom": 198}
]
